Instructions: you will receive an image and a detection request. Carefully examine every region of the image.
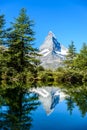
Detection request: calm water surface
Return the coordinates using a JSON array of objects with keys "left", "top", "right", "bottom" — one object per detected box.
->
[
  {"left": 30, "top": 87, "right": 87, "bottom": 130},
  {"left": 0, "top": 85, "right": 87, "bottom": 130}
]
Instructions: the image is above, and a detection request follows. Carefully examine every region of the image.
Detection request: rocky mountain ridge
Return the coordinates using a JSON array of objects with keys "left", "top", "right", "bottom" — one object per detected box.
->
[{"left": 39, "top": 31, "right": 68, "bottom": 70}]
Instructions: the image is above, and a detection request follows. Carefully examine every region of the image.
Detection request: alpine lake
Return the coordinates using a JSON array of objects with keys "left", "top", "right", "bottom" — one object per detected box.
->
[{"left": 0, "top": 82, "right": 87, "bottom": 130}]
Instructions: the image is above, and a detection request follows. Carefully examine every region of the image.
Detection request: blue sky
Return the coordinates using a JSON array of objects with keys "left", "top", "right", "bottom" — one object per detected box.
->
[{"left": 0, "top": 0, "right": 87, "bottom": 52}]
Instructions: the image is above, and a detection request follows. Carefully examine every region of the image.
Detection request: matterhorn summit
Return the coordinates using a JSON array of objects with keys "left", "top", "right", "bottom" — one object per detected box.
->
[{"left": 39, "top": 31, "right": 68, "bottom": 70}]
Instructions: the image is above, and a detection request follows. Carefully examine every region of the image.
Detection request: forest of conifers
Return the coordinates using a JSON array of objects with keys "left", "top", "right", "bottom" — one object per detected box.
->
[{"left": 0, "top": 8, "right": 87, "bottom": 85}]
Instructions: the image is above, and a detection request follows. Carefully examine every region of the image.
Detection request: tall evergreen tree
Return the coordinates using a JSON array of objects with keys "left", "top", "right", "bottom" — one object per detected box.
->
[
  {"left": 74, "top": 43, "right": 87, "bottom": 70},
  {"left": 7, "top": 8, "right": 39, "bottom": 78},
  {"left": 0, "top": 13, "right": 7, "bottom": 79},
  {"left": 67, "top": 41, "right": 76, "bottom": 59},
  {"left": 0, "top": 13, "right": 5, "bottom": 45},
  {"left": 64, "top": 41, "right": 77, "bottom": 68}
]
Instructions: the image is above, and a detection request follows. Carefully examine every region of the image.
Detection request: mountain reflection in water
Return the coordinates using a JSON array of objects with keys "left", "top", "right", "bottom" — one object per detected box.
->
[
  {"left": 0, "top": 83, "right": 87, "bottom": 130},
  {"left": 30, "top": 87, "right": 68, "bottom": 115}
]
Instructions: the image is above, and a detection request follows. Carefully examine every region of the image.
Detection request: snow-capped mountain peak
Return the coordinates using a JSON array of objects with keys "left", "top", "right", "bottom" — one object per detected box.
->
[
  {"left": 39, "top": 31, "right": 67, "bottom": 56},
  {"left": 39, "top": 31, "right": 68, "bottom": 69}
]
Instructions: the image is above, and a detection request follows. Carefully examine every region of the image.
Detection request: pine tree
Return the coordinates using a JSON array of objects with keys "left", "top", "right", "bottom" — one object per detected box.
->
[
  {"left": 0, "top": 13, "right": 6, "bottom": 79},
  {"left": 64, "top": 41, "right": 77, "bottom": 68},
  {"left": 0, "top": 13, "right": 5, "bottom": 45},
  {"left": 74, "top": 43, "right": 87, "bottom": 70},
  {"left": 7, "top": 8, "right": 39, "bottom": 78}
]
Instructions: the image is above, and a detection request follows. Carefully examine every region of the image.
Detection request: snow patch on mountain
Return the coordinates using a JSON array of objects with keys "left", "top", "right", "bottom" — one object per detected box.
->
[{"left": 39, "top": 31, "right": 68, "bottom": 69}]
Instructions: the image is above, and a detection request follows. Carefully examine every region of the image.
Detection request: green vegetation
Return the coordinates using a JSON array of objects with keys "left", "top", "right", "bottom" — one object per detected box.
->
[
  {"left": 64, "top": 41, "right": 77, "bottom": 68},
  {"left": 0, "top": 8, "right": 87, "bottom": 130},
  {"left": 55, "top": 42, "right": 87, "bottom": 84},
  {"left": 37, "top": 41, "right": 87, "bottom": 84},
  {"left": 0, "top": 8, "right": 40, "bottom": 84},
  {"left": 0, "top": 8, "right": 87, "bottom": 85}
]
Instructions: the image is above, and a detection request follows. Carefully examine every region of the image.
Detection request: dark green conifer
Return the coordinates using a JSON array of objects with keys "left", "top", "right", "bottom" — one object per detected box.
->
[{"left": 7, "top": 8, "right": 39, "bottom": 76}]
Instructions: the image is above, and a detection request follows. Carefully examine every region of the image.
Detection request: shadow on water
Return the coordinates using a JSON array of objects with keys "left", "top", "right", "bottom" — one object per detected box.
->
[{"left": 0, "top": 81, "right": 87, "bottom": 130}]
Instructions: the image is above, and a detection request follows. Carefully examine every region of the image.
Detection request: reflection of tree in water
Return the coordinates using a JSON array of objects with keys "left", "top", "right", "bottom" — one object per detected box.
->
[
  {"left": 66, "top": 96, "right": 75, "bottom": 115},
  {"left": 0, "top": 84, "right": 40, "bottom": 130},
  {"left": 65, "top": 84, "right": 87, "bottom": 117}
]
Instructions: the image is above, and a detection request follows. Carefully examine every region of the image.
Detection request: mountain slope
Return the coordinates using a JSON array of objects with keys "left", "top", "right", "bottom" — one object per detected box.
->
[{"left": 39, "top": 31, "right": 68, "bottom": 70}]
